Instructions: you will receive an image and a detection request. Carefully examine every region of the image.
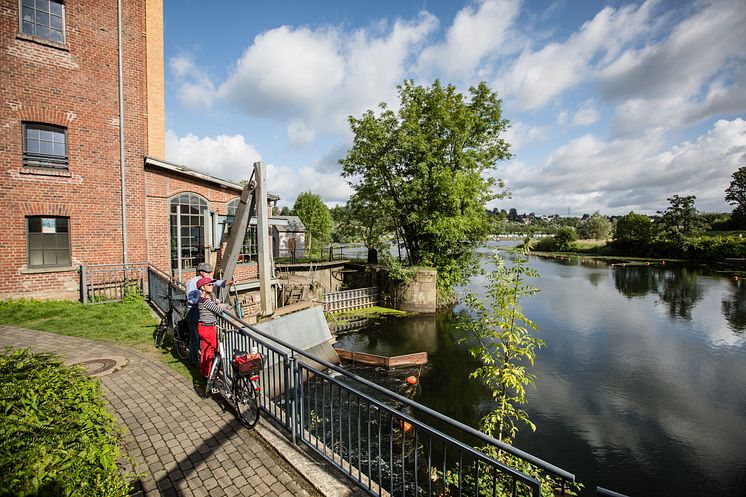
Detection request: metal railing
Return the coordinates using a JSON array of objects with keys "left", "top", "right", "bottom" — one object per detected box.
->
[
  {"left": 205, "top": 306, "right": 577, "bottom": 497},
  {"left": 81, "top": 262, "right": 147, "bottom": 304},
  {"left": 324, "top": 287, "right": 379, "bottom": 313}
]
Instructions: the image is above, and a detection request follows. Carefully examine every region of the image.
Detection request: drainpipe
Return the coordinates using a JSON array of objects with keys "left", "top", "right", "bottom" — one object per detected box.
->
[{"left": 117, "top": 0, "right": 128, "bottom": 264}]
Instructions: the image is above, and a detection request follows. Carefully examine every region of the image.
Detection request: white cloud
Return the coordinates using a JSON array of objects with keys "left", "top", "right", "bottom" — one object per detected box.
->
[
  {"left": 165, "top": 130, "right": 261, "bottom": 182},
  {"left": 495, "top": 118, "right": 746, "bottom": 215},
  {"left": 572, "top": 99, "right": 599, "bottom": 126},
  {"left": 495, "top": 0, "right": 657, "bottom": 110},
  {"left": 168, "top": 55, "right": 217, "bottom": 110},
  {"left": 415, "top": 0, "right": 521, "bottom": 80}
]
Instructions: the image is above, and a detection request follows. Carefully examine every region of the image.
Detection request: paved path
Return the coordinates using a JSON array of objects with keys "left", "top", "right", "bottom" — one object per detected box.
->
[{"left": 0, "top": 326, "right": 357, "bottom": 497}]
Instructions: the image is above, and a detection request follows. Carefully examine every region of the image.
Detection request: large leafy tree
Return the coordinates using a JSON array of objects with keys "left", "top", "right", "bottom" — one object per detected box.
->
[
  {"left": 657, "top": 194, "right": 705, "bottom": 243},
  {"left": 292, "top": 191, "right": 333, "bottom": 254},
  {"left": 725, "top": 165, "right": 746, "bottom": 228},
  {"left": 340, "top": 80, "right": 511, "bottom": 295},
  {"left": 613, "top": 211, "right": 656, "bottom": 251}
]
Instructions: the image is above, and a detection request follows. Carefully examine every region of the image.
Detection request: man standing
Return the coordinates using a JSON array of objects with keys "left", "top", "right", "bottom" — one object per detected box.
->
[{"left": 186, "top": 263, "right": 231, "bottom": 366}]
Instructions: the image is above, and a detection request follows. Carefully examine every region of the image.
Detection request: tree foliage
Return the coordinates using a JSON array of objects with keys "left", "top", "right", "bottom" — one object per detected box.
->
[
  {"left": 341, "top": 80, "right": 511, "bottom": 296},
  {"left": 657, "top": 194, "right": 705, "bottom": 243},
  {"left": 292, "top": 191, "right": 332, "bottom": 254},
  {"left": 725, "top": 165, "right": 746, "bottom": 228},
  {"left": 613, "top": 211, "right": 657, "bottom": 250},
  {"left": 578, "top": 212, "right": 612, "bottom": 240}
]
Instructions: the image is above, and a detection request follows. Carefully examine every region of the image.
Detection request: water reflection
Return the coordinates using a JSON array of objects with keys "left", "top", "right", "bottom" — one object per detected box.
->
[
  {"left": 722, "top": 278, "right": 746, "bottom": 332},
  {"left": 335, "top": 253, "right": 746, "bottom": 497}
]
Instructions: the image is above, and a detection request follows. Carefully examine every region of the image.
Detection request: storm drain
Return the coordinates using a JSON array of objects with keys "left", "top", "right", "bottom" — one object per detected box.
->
[{"left": 73, "top": 356, "right": 128, "bottom": 377}]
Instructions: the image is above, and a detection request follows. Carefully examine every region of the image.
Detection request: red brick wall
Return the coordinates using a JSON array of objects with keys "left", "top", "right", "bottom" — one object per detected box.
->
[
  {"left": 144, "top": 167, "right": 259, "bottom": 286},
  {"left": 0, "top": 0, "right": 149, "bottom": 298}
]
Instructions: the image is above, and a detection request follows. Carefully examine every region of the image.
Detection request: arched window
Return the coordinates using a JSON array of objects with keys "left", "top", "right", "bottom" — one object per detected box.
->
[
  {"left": 227, "top": 198, "right": 258, "bottom": 263},
  {"left": 170, "top": 193, "right": 208, "bottom": 271}
]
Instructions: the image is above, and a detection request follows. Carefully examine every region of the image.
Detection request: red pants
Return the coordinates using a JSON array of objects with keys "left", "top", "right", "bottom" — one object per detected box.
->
[{"left": 198, "top": 323, "right": 217, "bottom": 377}]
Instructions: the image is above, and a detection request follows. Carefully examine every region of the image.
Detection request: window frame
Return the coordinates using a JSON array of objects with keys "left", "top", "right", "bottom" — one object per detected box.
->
[
  {"left": 26, "top": 216, "right": 72, "bottom": 269},
  {"left": 18, "top": 0, "right": 66, "bottom": 44},
  {"left": 169, "top": 193, "right": 208, "bottom": 272},
  {"left": 226, "top": 198, "right": 259, "bottom": 263},
  {"left": 22, "top": 122, "right": 68, "bottom": 169}
]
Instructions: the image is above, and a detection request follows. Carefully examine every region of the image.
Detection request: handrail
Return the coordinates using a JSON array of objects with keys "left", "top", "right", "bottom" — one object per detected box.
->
[{"left": 222, "top": 308, "right": 576, "bottom": 483}]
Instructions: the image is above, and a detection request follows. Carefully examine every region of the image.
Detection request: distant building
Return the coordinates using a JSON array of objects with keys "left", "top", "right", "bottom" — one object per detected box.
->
[{"left": 272, "top": 216, "right": 306, "bottom": 258}]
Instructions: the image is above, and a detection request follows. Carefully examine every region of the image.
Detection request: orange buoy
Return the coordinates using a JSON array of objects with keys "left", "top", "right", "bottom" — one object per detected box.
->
[{"left": 405, "top": 376, "right": 418, "bottom": 385}]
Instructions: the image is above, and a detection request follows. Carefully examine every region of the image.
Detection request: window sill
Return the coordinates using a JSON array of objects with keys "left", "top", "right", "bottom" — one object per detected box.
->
[
  {"left": 21, "top": 166, "right": 71, "bottom": 177},
  {"left": 16, "top": 32, "right": 68, "bottom": 51},
  {"left": 21, "top": 265, "right": 79, "bottom": 275}
]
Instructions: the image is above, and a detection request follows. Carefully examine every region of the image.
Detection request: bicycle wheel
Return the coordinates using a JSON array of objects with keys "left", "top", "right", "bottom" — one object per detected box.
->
[
  {"left": 234, "top": 376, "right": 259, "bottom": 428},
  {"left": 205, "top": 355, "right": 221, "bottom": 397},
  {"left": 154, "top": 321, "right": 167, "bottom": 348},
  {"left": 175, "top": 338, "right": 190, "bottom": 360}
]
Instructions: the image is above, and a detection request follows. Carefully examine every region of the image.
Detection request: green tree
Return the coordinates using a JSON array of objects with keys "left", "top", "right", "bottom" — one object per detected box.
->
[
  {"left": 279, "top": 205, "right": 291, "bottom": 216},
  {"left": 292, "top": 191, "right": 332, "bottom": 255},
  {"left": 341, "top": 80, "right": 511, "bottom": 299},
  {"left": 578, "top": 212, "right": 612, "bottom": 240},
  {"left": 725, "top": 165, "right": 746, "bottom": 228},
  {"left": 553, "top": 226, "right": 577, "bottom": 251},
  {"left": 613, "top": 211, "right": 656, "bottom": 251},
  {"left": 657, "top": 194, "right": 705, "bottom": 242}
]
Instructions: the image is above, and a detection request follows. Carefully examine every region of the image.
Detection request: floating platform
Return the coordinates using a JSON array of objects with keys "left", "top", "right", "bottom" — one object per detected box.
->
[{"left": 334, "top": 348, "right": 428, "bottom": 369}]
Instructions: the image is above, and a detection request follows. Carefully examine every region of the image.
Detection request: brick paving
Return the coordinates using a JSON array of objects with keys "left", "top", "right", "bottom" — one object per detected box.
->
[{"left": 0, "top": 326, "right": 325, "bottom": 497}]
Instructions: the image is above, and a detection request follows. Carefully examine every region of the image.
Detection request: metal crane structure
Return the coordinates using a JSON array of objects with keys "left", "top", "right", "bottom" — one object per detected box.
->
[{"left": 216, "top": 161, "right": 274, "bottom": 316}]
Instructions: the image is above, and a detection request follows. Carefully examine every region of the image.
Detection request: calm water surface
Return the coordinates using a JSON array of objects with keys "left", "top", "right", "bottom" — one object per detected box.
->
[{"left": 335, "top": 244, "right": 746, "bottom": 497}]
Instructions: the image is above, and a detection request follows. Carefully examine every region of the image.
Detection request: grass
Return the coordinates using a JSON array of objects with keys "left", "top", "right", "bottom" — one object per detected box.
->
[
  {"left": 0, "top": 295, "right": 201, "bottom": 381},
  {"left": 326, "top": 305, "right": 416, "bottom": 326}
]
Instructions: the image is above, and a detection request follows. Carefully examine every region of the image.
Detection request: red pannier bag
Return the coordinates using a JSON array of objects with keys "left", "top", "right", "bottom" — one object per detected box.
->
[{"left": 232, "top": 351, "right": 263, "bottom": 377}]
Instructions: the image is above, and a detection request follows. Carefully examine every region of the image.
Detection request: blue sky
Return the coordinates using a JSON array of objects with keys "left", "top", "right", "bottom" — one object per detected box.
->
[{"left": 163, "top": 0, "right": 746, "bottom": 216}]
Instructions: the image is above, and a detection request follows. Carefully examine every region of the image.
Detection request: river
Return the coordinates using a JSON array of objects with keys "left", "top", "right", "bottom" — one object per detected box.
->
[{"left": 334, "top": 243, "right": 746, "bottom": 497}]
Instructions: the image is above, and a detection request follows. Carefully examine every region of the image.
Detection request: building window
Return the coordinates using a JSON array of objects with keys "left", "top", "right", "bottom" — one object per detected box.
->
[
  {"left": 27, "top": 216, "right": 71, "bottom": 268},
  {"left": 170, "top": 193, "right": 208, "bottom": 272},
  {"left": 20, "top": 0, "right": 65, "bottom": 44},
  {"left": 227, "top": 199, "right": 258, "bottom": 263},
  {"left": 23, "top": 123, "right": 68, "bottom": 168}
]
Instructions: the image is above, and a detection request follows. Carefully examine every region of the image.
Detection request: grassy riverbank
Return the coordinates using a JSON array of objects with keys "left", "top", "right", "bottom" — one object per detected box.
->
[
  {"left": 0, "top": 296, "right": 196, "bottom": 379},
  {"left": 326, "top": 305, "right": 416, "bottom": 327}
]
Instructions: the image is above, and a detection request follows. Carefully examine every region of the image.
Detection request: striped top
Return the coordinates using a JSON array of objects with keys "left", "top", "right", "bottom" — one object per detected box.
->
[{"left": 198, "top": 297, "right": 226, "bottom": 324}]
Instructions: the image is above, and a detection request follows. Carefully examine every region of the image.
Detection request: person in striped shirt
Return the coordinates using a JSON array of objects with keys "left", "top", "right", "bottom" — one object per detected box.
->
[{"left": 195, "top": 276, "right": 229, "bottom": 377}]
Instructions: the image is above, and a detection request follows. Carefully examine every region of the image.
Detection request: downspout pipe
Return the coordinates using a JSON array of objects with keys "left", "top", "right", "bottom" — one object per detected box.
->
[{"left": 117, "top": 0, "right": 128, "bottom": 264}]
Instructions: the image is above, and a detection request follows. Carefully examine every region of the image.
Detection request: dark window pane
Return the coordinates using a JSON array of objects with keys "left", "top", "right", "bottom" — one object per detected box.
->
[
  {"left": 51, "top": 29, "right": 63, "bottom": 43},
  {"left": 56, "top": 217, "right": 68, "bottom": 232},
  {"left": 36, "top": 25, "right": 50, "bottom": 39},
  {"left": 26, "top": 139, "right": 40, "bottom": 153},
  {"left": 36, "top": 11, "right": 49, "bottom": 27},
  {"left": 28, "top": 233, "right": 42, "bottom": 250},
  {"left": 28, "top": 217, "right": 41, "bottom": 233},
  {"left": 49, "top": 1, "right": 62, "bottom": 16},
  {"left": 50, "top": 14, "right": 62, "bottom": 30},
  {"left": 39, "top": 129, "right": 53, "bottom": 141},
  {"left": 43, "top": 250, "right": 57, "bottom": 266},
  {"left": 22, "top": 0, "right": 34, "bottom": 7},
  {"left": 40, "top": 140, "right": 53, "bottom": 154},
  {"left": 26, "top": 127, "right": 40, "bottom": 139},
  {"left": 36, "top": 0, "right": 50, "bottom": 13},
  {"left": 22, "top": 6, "right": 34, "bottom": 22},
  {"left": 57, "top": 250, "right": 70, "bottom": 266},
  {"left": 55, "top": 234, "right": 68, "bottom": 249},
  {"left": 53, "top": 142, "right": 65, "bottom": 156},
  {"left": 21, "top": 20, "right": 34, "bottom": 35}
]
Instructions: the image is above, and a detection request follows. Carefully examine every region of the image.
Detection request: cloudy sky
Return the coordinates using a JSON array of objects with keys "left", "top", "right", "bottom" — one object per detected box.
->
[{"left": 163, "top": 0, "right": 746, "bottom": 216}]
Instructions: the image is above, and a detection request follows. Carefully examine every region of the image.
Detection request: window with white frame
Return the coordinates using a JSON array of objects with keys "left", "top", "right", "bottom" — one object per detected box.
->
[
  {"left": 20, "top": 0, "right": 65, "bottom": 44},
  {"left": 226, "top": 199, "right": 258, "bottom": 263},
  {"left": 170, "top": 194, "right": 208, "bottom": 272},
  {"left": 27, "top": 216, "right": 71, "bottom": 268},
  {"left": 23, "top": 123, "right": 68, "bottom": 169}
]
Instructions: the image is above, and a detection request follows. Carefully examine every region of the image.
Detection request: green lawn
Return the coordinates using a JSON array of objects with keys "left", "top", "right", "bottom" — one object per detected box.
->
[{"left": 0, "top": 296, "right": 199, "bottom": 380}]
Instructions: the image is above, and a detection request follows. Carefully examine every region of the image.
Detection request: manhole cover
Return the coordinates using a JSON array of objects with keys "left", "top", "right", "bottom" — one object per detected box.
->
[{"left": 73, "top": 356, "right": 127, "bottom": 377}]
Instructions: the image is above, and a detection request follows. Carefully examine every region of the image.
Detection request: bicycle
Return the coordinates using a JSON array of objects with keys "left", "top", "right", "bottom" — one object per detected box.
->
[
  {"left": 153, "top": 293, "right": 190, "bottom": 360},
  {"left": 205, "top": 325, "right": 262, "bottom": 428}
]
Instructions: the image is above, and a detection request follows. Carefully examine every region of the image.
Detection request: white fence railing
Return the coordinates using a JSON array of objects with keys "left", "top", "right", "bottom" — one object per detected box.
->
[{"left": 323, "top": 287, "right": 379, "bottom": 313}]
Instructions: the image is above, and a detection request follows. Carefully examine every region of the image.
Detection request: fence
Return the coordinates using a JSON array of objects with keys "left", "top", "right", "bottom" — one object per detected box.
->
[
  {"left": 324, "top": 287, "right": 379, "bottom": 313},
  {"left": 80, "top": 262, "right": 148, "bottom": 304},
  {"left": 143, "top": 269, "right": 626, "bottom": 497}
]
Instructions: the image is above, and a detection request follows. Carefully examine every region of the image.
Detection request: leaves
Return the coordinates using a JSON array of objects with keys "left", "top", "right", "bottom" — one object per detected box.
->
[{"left": 0, "top": 348, "right": 133, "bottom": 497}]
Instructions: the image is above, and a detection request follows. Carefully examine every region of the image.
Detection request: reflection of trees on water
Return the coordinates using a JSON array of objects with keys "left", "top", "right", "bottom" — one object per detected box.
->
[
  {"left": 721, "top": 279, "right": 746, "bottom": 332},
  {"left": 613, "top": 267, "right": 660, "bottom": 298},
  {"left": 586, "top": 271, "right": 605, "bottom": 287},
  {"left": 658, "top": 268, "right": 703, "bottom": 320}
]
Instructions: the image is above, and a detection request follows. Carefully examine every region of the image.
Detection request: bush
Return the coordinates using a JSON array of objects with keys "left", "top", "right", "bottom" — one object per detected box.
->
[{"left": 0, "top": 348, "right": 133, "bottom": 497}]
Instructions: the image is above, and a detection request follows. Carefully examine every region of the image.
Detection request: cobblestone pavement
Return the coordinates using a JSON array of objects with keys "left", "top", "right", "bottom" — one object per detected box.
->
[{"left": 0, "top": 326, "right": 333, "bottom": 497}]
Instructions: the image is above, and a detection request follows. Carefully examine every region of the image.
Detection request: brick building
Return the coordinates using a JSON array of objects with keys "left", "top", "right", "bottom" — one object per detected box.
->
[{"left": 1, "top": 0, "right": 272, "bottom": 300}]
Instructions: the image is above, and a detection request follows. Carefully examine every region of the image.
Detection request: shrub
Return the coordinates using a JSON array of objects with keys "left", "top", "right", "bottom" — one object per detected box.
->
[{"left": 0, "top": 348, "right": 133, "bottom": 497}]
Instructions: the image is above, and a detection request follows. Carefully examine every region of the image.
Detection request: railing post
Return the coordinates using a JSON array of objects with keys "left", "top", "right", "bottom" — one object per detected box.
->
[
  {"left": 80, "top": 264, "right": 87, "bottom": 304},
  {"left": 289, "top": 355, "right": 298, "bottom": 445}
]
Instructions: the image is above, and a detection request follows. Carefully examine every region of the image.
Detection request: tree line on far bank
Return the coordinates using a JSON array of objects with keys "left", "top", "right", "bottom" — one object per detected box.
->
[{"left": 511, "top": 167, "right": 746, "bottom": 261}]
